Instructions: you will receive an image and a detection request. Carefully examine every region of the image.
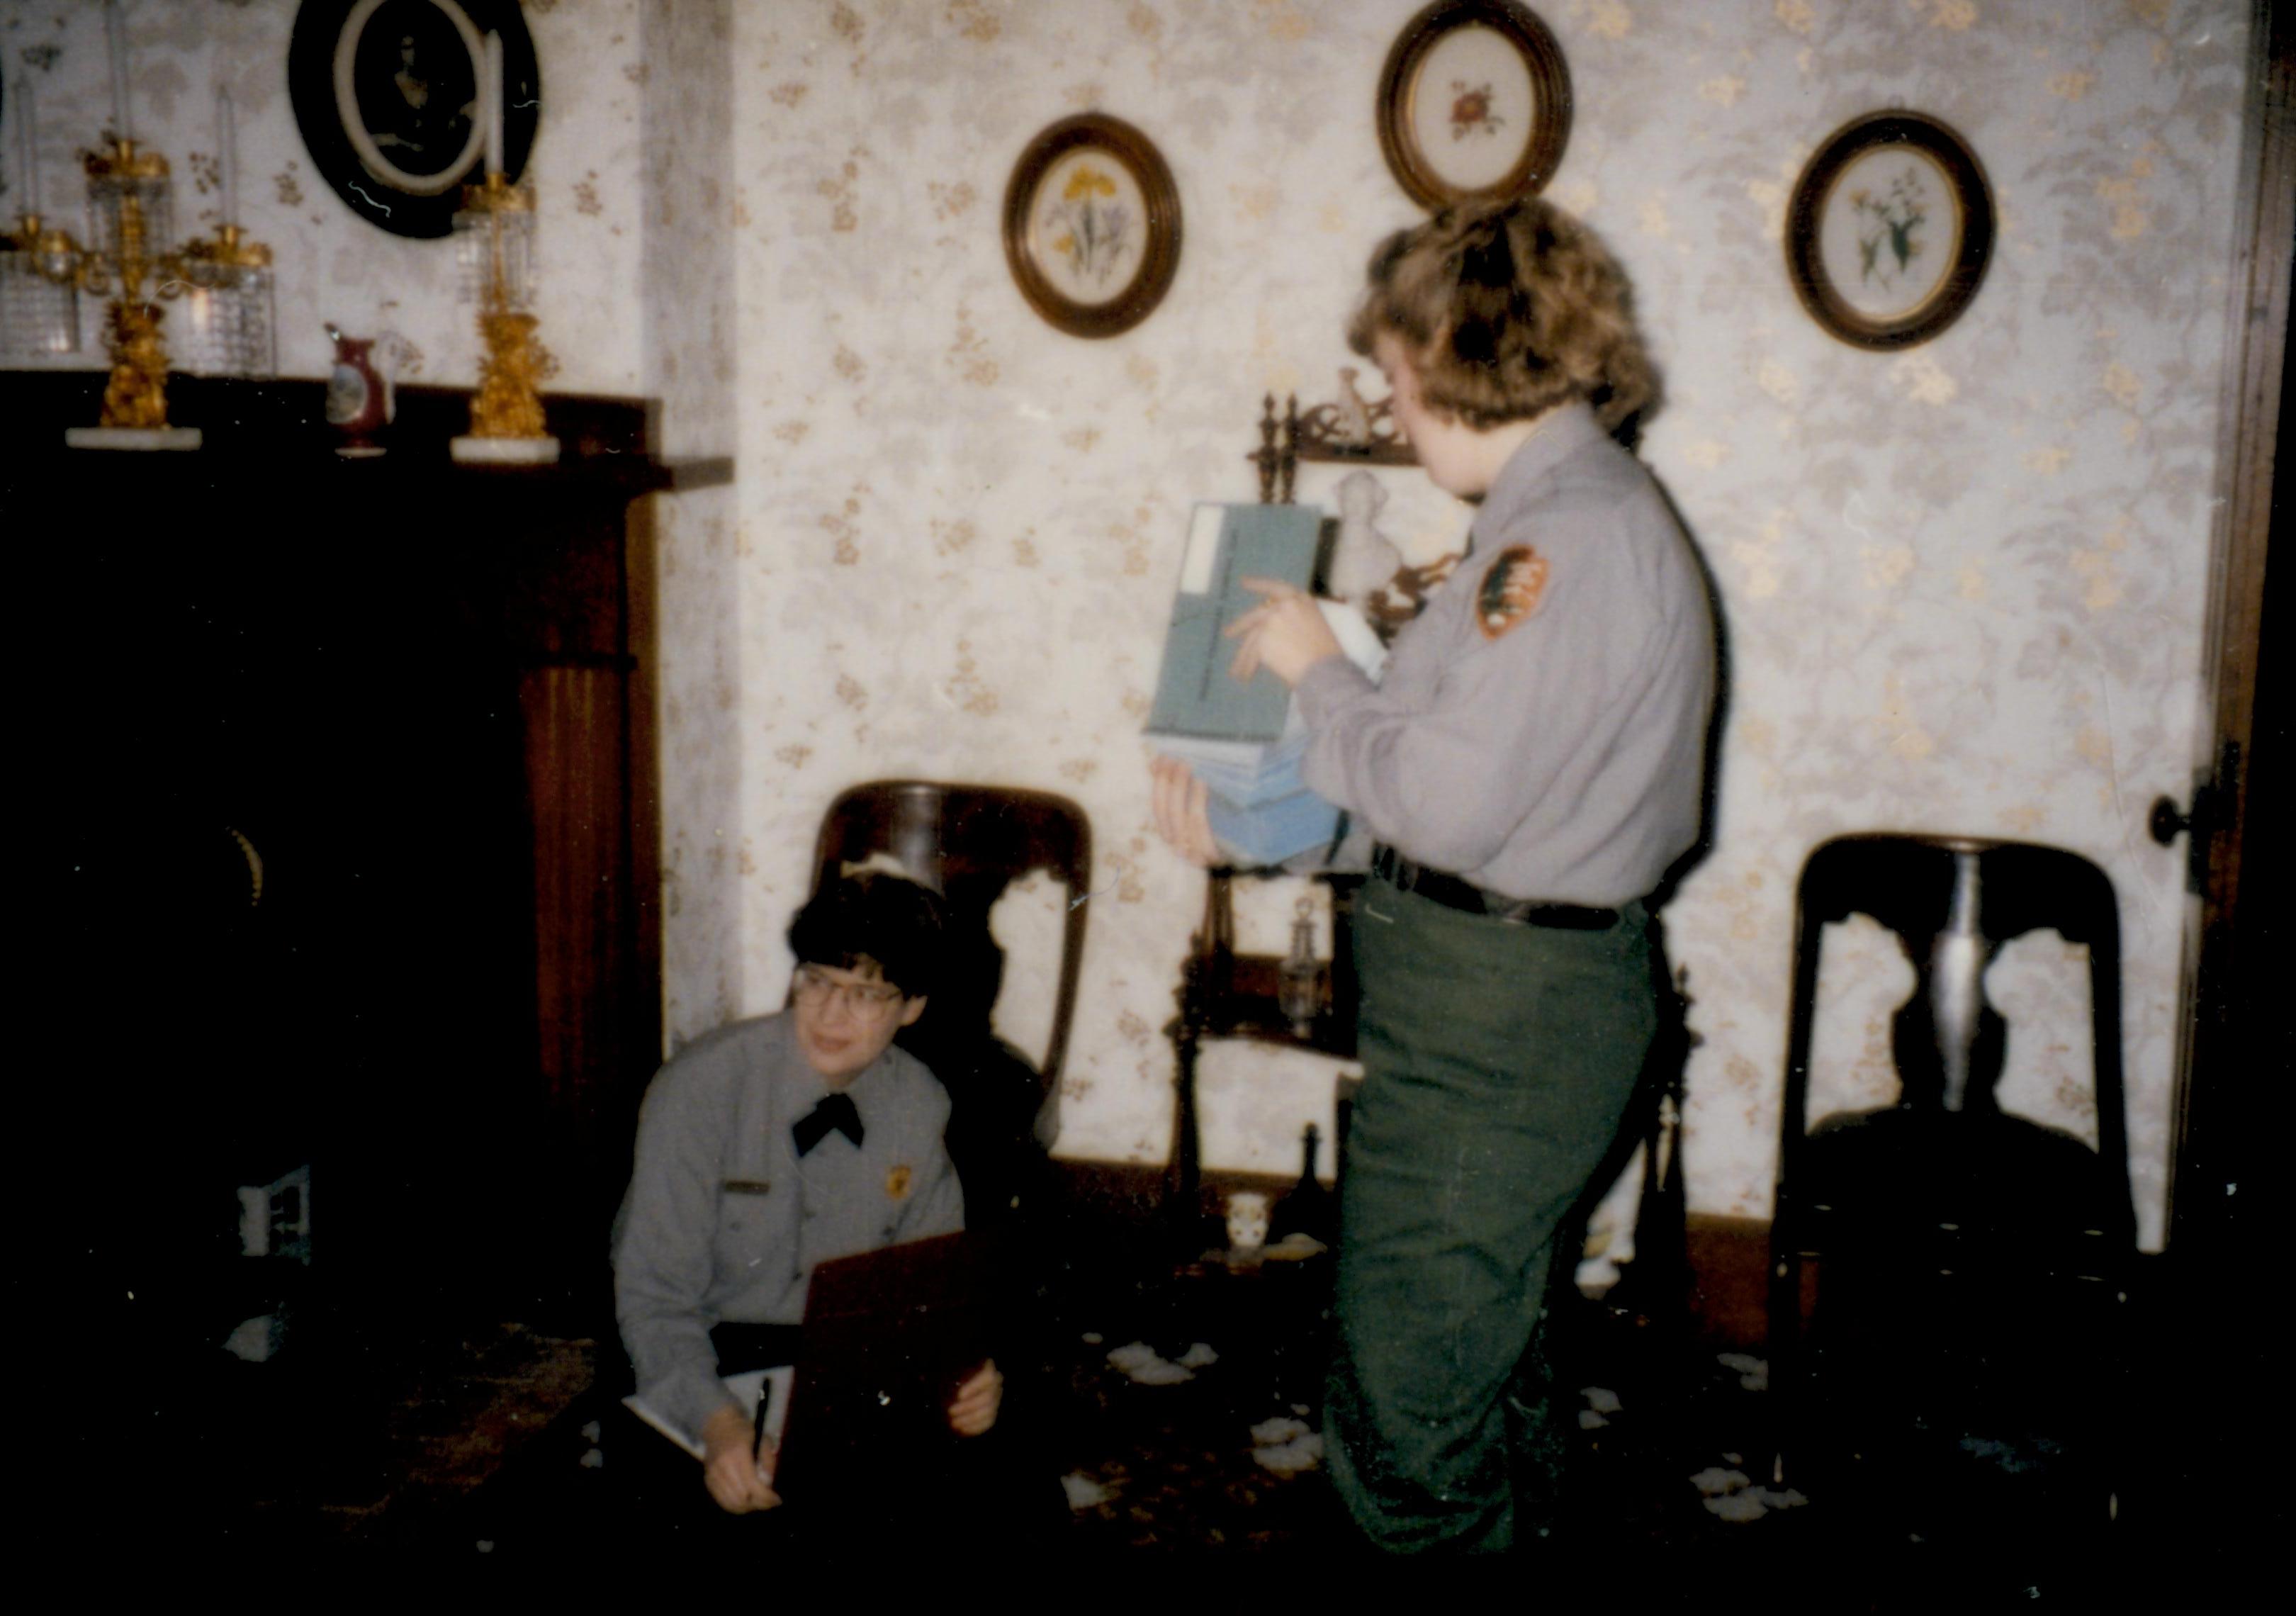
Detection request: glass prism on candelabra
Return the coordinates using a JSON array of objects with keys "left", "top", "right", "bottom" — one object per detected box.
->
[
  {"left": 0, "top": 224, "right": 81, "bottom": 357},
  {"left": 84, "top": 142, "right": 171, "bottom": 262},
  {"left": 176, "top": 227, "right": 276, "bottom": 377},
  {"left": 454, "top": 176, "right": 537, "bottom": 310}
]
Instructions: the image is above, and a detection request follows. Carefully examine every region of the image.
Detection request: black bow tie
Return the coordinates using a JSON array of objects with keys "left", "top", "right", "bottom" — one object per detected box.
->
[{"left": 792, "top": 1091, "right": 865, "bottom": 1157}]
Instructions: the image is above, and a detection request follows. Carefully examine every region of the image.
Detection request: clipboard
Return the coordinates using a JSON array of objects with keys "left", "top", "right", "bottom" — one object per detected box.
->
[{"left": 770, "top": 1230, "right": 993, "bottom": 1499}]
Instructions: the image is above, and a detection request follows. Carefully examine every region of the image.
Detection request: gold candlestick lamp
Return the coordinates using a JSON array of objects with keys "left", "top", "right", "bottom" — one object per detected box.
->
[{"left": 450, "top": 171, "right": 558, "bottom": 464}]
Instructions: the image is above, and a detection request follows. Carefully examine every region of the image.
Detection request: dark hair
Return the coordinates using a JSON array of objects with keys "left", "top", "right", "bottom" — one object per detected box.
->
[
  {"left": 786, "top": 874, "right": 945, "bottom": 1001},
  {"left": 1348, "top": 196, "right": 1658, "bottom": 441}
]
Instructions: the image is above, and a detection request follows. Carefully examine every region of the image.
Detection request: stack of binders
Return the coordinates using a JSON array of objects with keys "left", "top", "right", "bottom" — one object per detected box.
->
[{"left": 1145, "top": 503, "right": 1379, "bottom": 868}]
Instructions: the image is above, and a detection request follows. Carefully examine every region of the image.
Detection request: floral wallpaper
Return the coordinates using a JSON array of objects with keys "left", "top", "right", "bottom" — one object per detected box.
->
[
  {"left": 687, "top": 0, "right": 2250, "bottom": 1252},
  {"left": 638, "top": 0, "right": 741, "bottom": 1045},
  {"left": 12, "top": 1, "right": 2254, "bottom": 1253}
]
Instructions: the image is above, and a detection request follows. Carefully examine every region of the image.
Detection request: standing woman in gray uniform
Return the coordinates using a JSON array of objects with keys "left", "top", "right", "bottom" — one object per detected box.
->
[{"left": 1152, "top": 196, "right": 1714, "bottom": 1554}]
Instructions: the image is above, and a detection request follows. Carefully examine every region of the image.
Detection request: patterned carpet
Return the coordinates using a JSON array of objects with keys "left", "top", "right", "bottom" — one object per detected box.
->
[{"left": 133, "top": 1233, "right": 2197, "bottom": 1593}]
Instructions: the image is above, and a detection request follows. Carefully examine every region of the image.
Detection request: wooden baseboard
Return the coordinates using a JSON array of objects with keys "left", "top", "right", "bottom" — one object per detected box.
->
[
  {"left": 1047, "top": 1157, "right": 1777, "bottom": 1348},
  {"left": 1046, "top": 1158, "right": 1305, "bottom": 1229}
]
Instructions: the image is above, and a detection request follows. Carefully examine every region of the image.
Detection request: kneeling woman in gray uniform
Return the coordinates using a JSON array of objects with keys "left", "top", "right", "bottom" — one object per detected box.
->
[
  {"left": 1153, "top": 196, "right": 1715, "bottom": 1553},
  {"left": 612, "top": 875, "right": 1003, "bottom": 1520}
]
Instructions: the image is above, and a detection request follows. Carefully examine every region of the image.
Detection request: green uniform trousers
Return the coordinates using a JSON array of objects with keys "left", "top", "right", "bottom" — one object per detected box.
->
[{"left": 1326, "top": 875, "right": 1658, "bottom": 1553}]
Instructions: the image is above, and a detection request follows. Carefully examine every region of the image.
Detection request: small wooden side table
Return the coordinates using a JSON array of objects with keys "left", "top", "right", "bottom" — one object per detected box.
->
[{"left": 1164, "top": 869, "right": 1362, "bottom": 1227}]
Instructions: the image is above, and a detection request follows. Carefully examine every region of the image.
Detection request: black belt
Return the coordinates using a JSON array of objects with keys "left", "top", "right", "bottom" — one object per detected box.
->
[
  {"left": 1371, "top": 846, "right": 1620, "bottom": 931},
  {"left": 711, "top": 1321, "right": 805, "bottom": 1376}
]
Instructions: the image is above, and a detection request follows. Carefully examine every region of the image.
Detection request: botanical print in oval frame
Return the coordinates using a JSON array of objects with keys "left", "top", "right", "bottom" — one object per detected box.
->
[
  {"left": 1003, "top": 113, "right": 1182, "bottom": 340},
  {"left": 1786, "top": 111, "right": 1995, "bottom": 351},
  {"left": 1378, "top": 0, "right": 1572, "bottom": 211}
]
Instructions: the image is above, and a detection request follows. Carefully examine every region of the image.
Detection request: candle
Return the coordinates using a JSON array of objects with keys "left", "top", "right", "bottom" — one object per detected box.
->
[
  {"left": 483, "top": 31, "right": 504, "bottom": 178},
  {"left": 218, "top": 87, "right": 237, "bottom": 223},
  {"left": 14, "top": 75, "right": 37, "bottom": 216},
  {"left": 106, "top": 0, "right": 133, "bottom": 145}
]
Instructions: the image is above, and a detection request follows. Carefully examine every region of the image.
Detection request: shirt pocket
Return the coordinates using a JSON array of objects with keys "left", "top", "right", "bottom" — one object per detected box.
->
[{"left": 712, "top": 1181, "right": 776, "bottom": 1274}]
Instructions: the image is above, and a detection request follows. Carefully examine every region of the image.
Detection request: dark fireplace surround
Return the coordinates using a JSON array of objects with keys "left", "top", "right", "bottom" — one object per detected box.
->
[{"left": 12, "top": 371, "right": 728, "bottom": 1347}]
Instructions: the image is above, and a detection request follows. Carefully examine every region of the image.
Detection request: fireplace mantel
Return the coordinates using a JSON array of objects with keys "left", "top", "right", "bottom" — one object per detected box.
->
[{"left": 9, "top": 369, "right": 728, "bottom": 1323}]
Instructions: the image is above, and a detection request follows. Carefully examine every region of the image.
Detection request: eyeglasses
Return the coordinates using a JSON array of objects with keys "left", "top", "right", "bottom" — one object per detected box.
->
[{"left": 792, "top": 965, "right": 908, "bottom": 1016}]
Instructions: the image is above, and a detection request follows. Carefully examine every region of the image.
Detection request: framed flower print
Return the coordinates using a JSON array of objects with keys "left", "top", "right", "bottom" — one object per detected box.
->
[
  {"left": 1786, "top": 111, "right": 1996, "bottom": 351},
  {"left": 1003, "top": 113, "right": 1183, "bottom": 340},
  {"left": 1376, "top": 1, "right": 1572, "bottom": 211}
]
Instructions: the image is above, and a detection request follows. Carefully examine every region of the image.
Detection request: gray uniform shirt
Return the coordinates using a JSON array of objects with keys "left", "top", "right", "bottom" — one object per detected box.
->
[
  {"left": 611, "top": 1011, "right": 965, "bottom": 1440},
  {"left": 1295, "top": 402, "right": 1713, "bottom": 907}
]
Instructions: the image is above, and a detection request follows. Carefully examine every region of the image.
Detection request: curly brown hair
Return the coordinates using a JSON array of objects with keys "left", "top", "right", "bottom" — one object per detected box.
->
[{"left": 1348, "top": 196, "right": 1658, "bottom": 441}]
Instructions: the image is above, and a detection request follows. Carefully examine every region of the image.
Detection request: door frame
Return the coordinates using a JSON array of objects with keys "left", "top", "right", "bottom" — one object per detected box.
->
[{"left": 2166, "top": 0, "right": 2292, "bottom": 1252}]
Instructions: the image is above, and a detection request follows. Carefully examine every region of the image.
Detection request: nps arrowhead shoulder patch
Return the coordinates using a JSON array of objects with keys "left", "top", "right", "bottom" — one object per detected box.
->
[
  {"left": 1475, "top": 544, "right": 1551, "bottom": 640},
  {"left": 887, "top": 1164, "right": 913, "bottom": 1201}
]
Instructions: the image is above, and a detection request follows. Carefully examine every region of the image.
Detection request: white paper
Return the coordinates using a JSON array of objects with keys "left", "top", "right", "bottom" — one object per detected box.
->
[
  {"left": 1178, "top": 503, "right": 1223, "bottom": 595},
  {"left": 621, "top": 1364, "right": 792, "bottom": 1461},
  {"left": 1315, "top": 597, "right": 1390, "bottom": 681}
]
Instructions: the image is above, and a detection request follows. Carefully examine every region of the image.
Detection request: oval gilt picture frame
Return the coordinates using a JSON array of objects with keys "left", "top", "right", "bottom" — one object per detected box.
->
[
  {"left": 287, "top": 0, "right": 540, "bottom": 239},
  {"left": 1003, "top": 113, "right": 1182, "bottom": 340},
  {"left": 1786, "top": 111, "right": 1995, "bottom": 351},
  {"left": 1377, "top": 0, "right": 1572, "bottom": 212}
]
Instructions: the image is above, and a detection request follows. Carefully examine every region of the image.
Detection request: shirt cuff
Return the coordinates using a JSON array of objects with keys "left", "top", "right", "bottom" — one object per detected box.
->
[
  {"left": 1295, "top": 656, "right": 1376, "bottom": 730},
  {"left": 656, "top": 1362, "right": 743, "bottom": 1446}
]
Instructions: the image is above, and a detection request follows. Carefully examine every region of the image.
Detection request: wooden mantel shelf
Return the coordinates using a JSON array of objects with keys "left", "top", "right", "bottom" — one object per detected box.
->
[{"left": 0, "top": 371, "right": 733, "bottom": 498}]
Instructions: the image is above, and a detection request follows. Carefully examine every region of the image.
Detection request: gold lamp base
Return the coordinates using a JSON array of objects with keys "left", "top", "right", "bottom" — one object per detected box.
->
[
  {"left": 452, "top": 305, "right": 558, "bottom": 463},
  {"left": 67, "top": 300, "right": 199, "bottom": 449},
  {"left": 101, "top": 297, "right": 171, "bottom": 425}
]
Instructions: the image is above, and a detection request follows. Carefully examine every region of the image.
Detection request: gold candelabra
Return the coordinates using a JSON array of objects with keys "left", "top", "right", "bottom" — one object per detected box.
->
[
  {"left": 10, "top": 138, "right": 273, "bottom": 448},
  {"left": 451, "top": 171, "right": 558, "bottom": 463}
]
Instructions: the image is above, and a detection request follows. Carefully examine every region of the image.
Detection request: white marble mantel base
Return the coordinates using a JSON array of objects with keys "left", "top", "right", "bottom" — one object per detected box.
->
[
  {"left": 66, "top": 426, "right": 203, "bottom": 451},
  {"left": 451, "top": 434, "right": 561, "bottom": 464}
]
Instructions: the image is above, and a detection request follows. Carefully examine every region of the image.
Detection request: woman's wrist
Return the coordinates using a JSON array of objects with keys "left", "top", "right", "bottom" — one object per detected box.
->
[{"left": 699, "top": 1401, "right": 753, "bottom": 1457}]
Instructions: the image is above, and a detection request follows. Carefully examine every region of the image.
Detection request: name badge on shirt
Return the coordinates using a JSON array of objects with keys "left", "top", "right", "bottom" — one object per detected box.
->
[
  {"left": 887, "top": 1165, "right": 913, "bottom": 1201},
  {"left": 723, "top": 1179, "right": 772, "bottom": 1196},
  {"left": 1476, "top": 544, "right": 1551, "bottom": 640}
]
